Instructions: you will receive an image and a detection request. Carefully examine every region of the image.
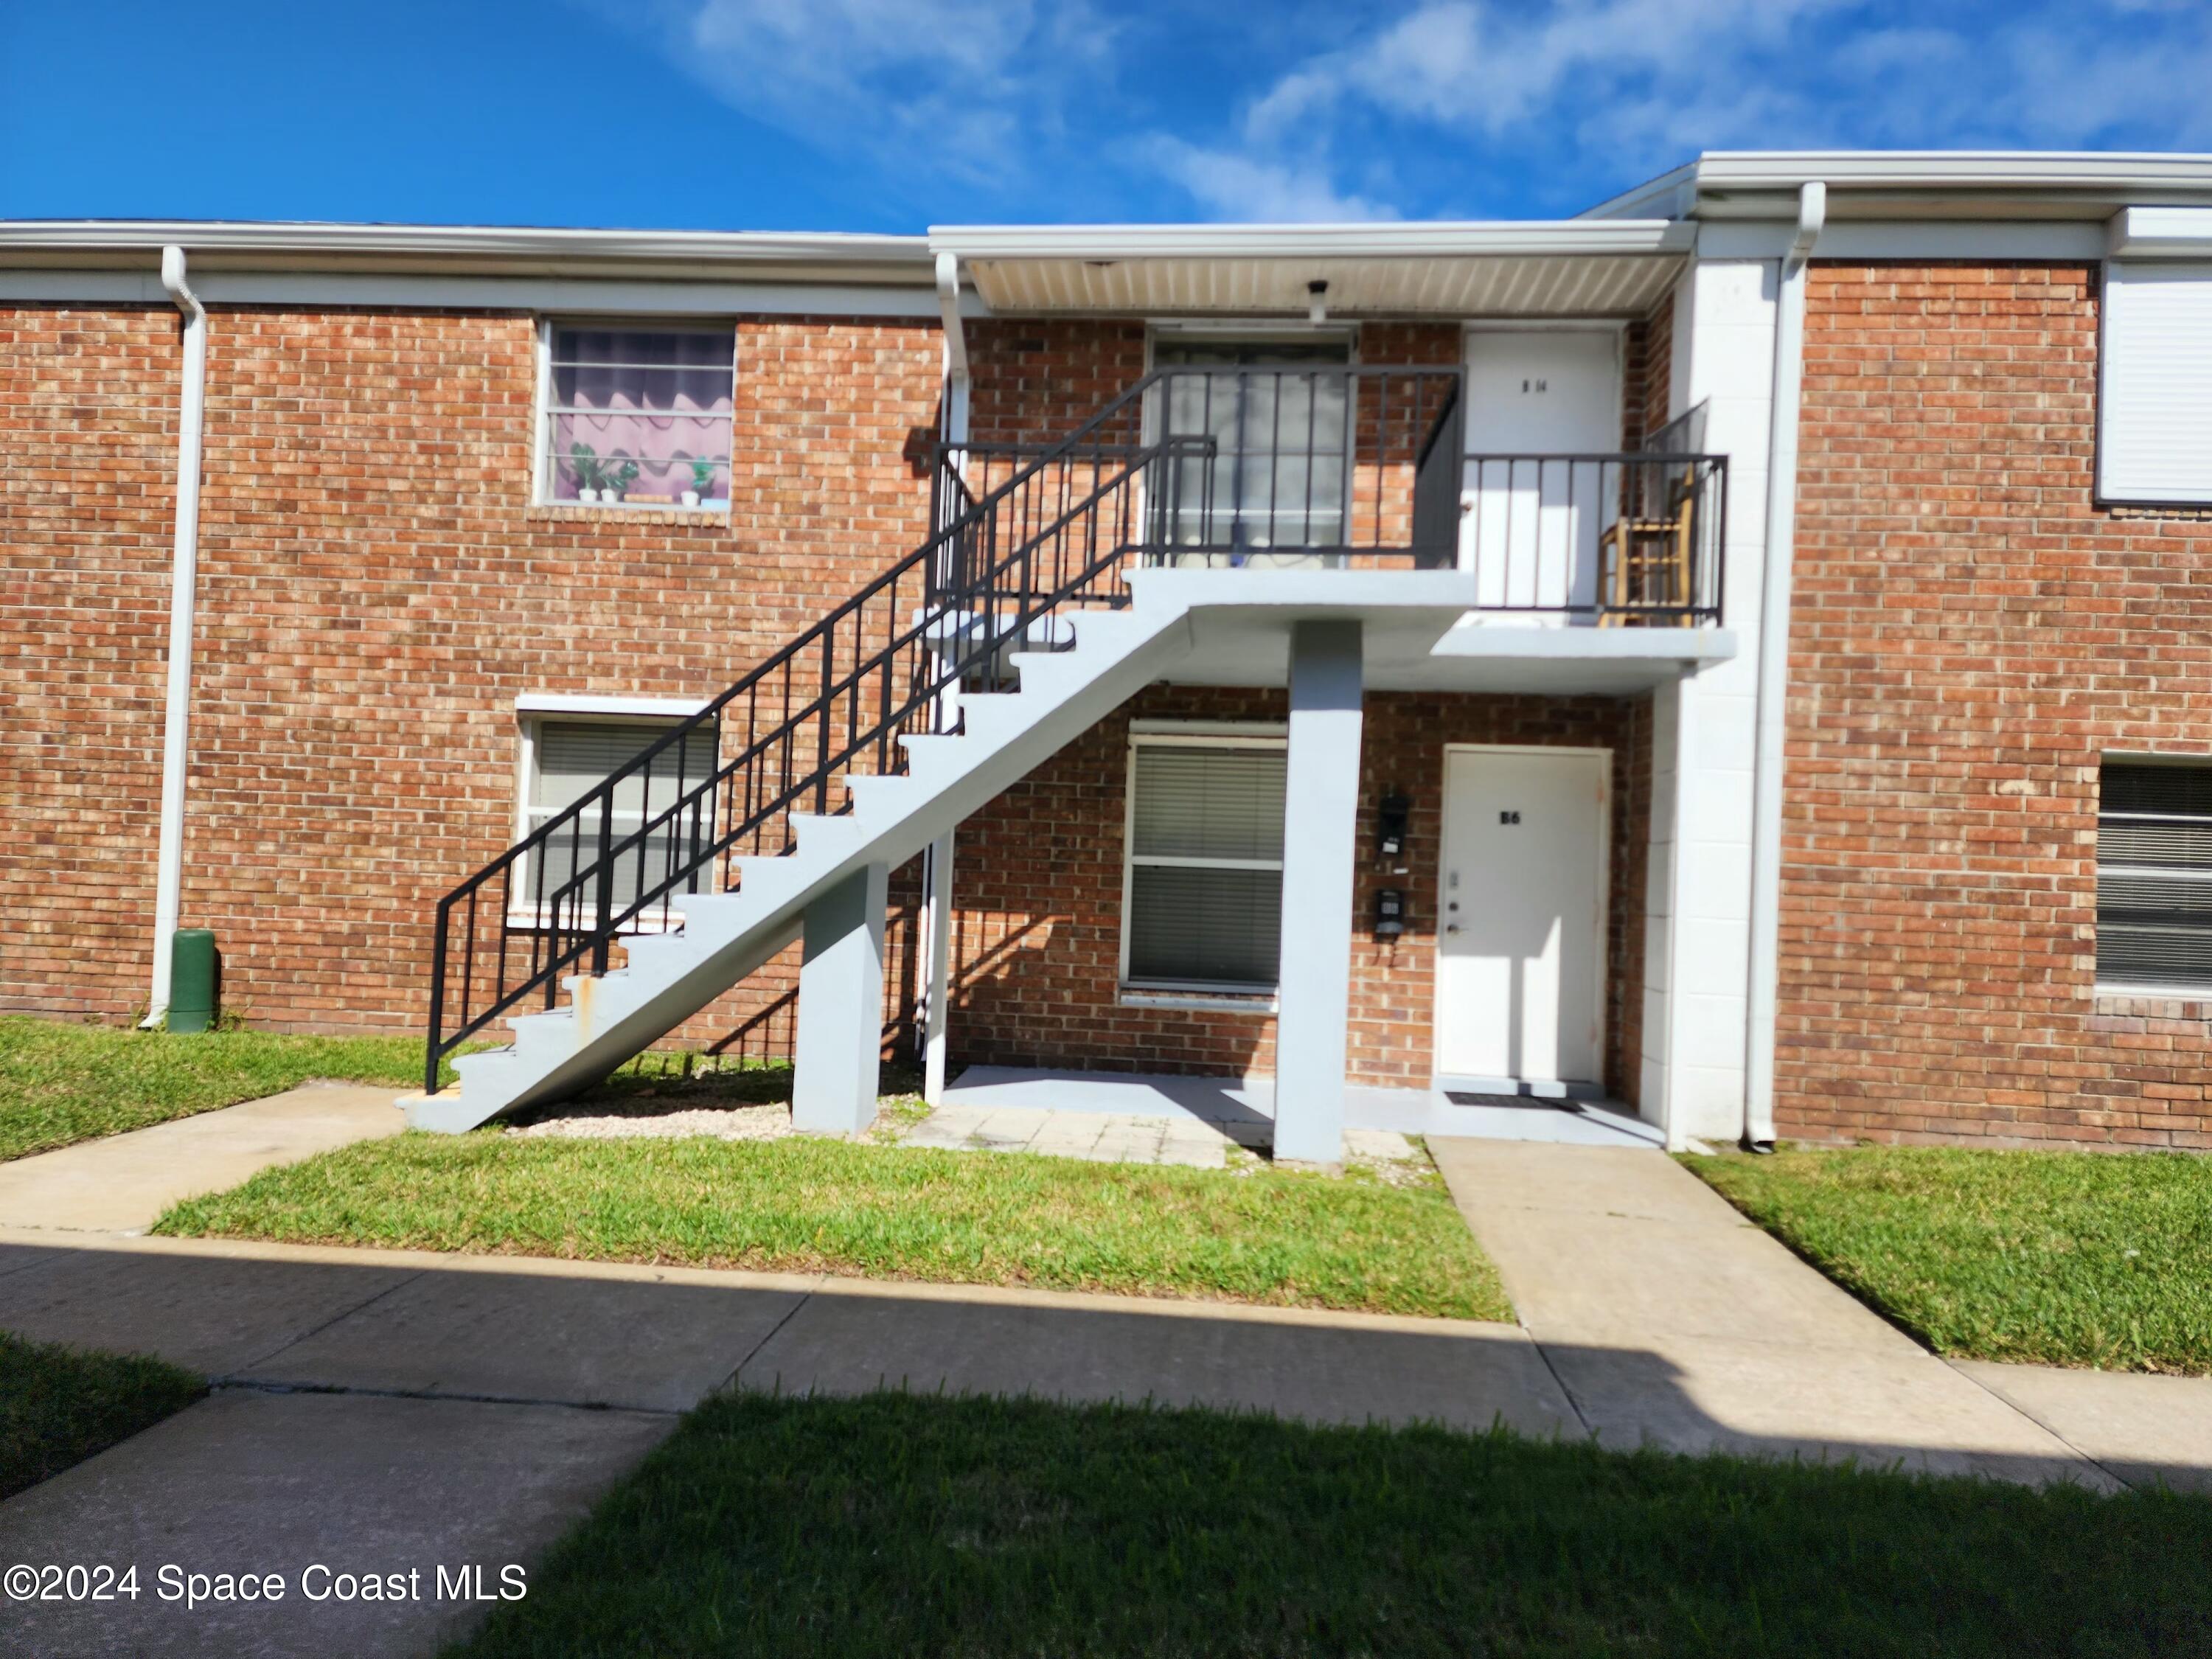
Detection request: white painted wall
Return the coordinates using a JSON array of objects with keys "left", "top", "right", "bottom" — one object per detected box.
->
[{"left": 1641, "top": 256, "right": 1778, "bottom": 1145}]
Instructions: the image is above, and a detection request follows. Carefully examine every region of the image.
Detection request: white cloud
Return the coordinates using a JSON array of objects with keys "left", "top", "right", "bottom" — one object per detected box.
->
[{"left": 1141, "top": 138, "right": 1399, "bottom": 222}]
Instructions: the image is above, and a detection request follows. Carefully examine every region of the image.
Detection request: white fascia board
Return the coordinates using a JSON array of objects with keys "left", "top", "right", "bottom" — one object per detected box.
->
[
  {"left": 0, "top": 268, "right": 973, "bottom": 316},
  {"left": 928, "top": 220, "right": 1696, "bottom": 260},
  {"left": 1691, "top": 150, "right": 2212, "bottom": 193},
  {"left": 0, "top": 219, "right": 931, "bottom": 267},
  {"left": 1697, "top": 220, "right": 2109, "bottom": 261},
  {"left": 2108, "top": 206, "right": 2212, "bottom": 258},
  {"left": 514, "top": 693, "right": 710, "bottom": 718}
]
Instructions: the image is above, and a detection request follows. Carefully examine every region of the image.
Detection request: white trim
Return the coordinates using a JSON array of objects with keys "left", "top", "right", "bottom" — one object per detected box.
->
[
  {"left": 1118, "top": 989, "right": 1280, "bottom": 1014},
  {"left": 930, "top": 220, "right": 1697, "bottom": 260},
  {"left": 2109, "top": 207, "right": 2212, "bottom": 260},
  {"left": 1128, "top": 719, "right": 1288, "bottom": 740},
  {"left": 1433, "top": 742, "right": 1613, "bottom": 1093},
  {"left": 2094, "top": 983, "right": 2212, "bottom": 1001},
  {"left": 1697, "top": 220, "right": 2109, "bottom": 261},
  {"left": 0, "top": 219, "right": 927, "bottom": 263},
  {"left": 513, "top": 693, "right": 712, "bottom": 717}
]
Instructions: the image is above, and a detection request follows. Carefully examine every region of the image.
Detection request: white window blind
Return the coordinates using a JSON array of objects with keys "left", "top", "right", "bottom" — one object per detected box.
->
[
  {"left": 523, "top": 717, "right": 719, "bottom": 912},
  {"left": 2099, "top": 263, "right": 2212, "bottom": 504},
  {"left": 2096, "top": 761, "right": 2212, "bottom": 992},
  {"left": 1124, "top": 741, "right": 1286, "bottom": 990}
]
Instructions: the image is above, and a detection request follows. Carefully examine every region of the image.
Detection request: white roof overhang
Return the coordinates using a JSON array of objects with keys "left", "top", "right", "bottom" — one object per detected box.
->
[{"left": 928, "top": 220, "right": 1694, "bottom": 318}]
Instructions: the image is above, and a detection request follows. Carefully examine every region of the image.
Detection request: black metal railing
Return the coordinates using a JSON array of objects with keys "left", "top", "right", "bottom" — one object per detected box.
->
[
  {"left": 1458, "top": 453, "right": 1727, "bottom": 624},
  {"left": 424, "top": 365, "right": 1464, "bottom": 1092}
]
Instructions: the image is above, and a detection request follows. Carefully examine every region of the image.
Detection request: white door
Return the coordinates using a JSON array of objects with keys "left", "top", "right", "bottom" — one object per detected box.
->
[
  {"left": 1435, "top": 748, "right": 1607, "bottom": 1086},
  {"left": 1460, "top": 330, "right": 1622, "bottom": 614}
]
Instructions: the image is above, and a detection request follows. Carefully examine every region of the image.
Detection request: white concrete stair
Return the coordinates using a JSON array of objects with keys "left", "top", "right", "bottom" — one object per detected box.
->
[{"left": 405, "top": 597, "right": 1197, "bottom": 1132}]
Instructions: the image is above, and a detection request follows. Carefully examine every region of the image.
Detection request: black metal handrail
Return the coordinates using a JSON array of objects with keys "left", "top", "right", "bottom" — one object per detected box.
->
[
  {"left": 1458, "top": 453, "right": 1728, "bottom": 624},
  {"left": 422, "top": 365, "right": 1468, "bottom": 1093}
]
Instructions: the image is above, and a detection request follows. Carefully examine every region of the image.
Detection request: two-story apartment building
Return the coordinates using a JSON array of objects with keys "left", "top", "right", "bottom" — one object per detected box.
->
[{"left": 8, "top": 150, "right": 2212, "bottom": 1158}]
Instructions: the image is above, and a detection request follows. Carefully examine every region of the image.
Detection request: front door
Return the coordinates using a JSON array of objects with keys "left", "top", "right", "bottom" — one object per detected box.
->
[
  {"left": 1435, "top": 746, "right": 1607, "bottom": 1088},
  {"left": 1459, "top": 329, "right": 1623, "bottom": 613}
]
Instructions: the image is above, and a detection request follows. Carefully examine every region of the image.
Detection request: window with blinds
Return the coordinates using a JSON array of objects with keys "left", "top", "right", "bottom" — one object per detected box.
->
[
  {"left": 1122, "top": 739, "right": 1287, "bottom": 990},
  {"left": 521, "top": 717, "right": 720, "bottom": 914},
  {"left": 2098, "top": 263, "right": 2212, "bottom": 504},
  {"left": 2096, "top": 760, "right": 2212, "bottom": 992}
]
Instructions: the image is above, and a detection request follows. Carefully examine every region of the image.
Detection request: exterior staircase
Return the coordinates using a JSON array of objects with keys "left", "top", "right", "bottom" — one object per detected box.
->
[{"left": 408, "top": 594, "right": 1192, "bottom": 1130}]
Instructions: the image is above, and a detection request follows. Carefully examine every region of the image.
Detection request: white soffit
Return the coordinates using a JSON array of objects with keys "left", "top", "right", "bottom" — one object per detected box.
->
[{"left": 931, "top": 222, "right": 1693, "bottom": 317}]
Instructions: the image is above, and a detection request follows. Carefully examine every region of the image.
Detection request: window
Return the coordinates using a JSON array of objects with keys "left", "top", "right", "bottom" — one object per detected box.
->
[
  {"left": 2096, "top": 760, "right": 2212, "bottom": 992},
  {"left": 518, "top": 715, "right": 720, "bottom": 918},
  {"left": 1152, "top": 336, "right": 1352, "bottom": 550},
  {"left": 540, "top": 324, "right": 735, "bottom": 508},
  {"left": 2098, "top": 263, "right": 2212, "bottom": 505},
  {"left": 1121, "top": 734, "right": 1287, "bottom": 992}
]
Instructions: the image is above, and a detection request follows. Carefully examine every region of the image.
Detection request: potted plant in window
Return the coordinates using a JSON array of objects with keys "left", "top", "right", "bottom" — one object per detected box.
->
[
  {"left": 681, "top": 456, "right": 716, "bottom": 509},
  {"left": 569, "top": 442, "right": 603, "bottom": 504},
  {"left": 602, "top": 458, "right": 639, "bottom": 506}
]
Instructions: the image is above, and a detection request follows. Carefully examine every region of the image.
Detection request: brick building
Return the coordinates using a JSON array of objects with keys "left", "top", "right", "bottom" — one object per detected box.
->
[{"left": 7, "top": 151, "right": 2212, "bottom": 1157}]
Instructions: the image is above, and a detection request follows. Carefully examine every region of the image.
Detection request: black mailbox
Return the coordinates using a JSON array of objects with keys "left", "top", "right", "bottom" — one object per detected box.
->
[
  {"left": 1374, "top": 887, "right": 1406, "bottom": 938},
  {"left": 1377, "top": 792, "right": 1411, "bottom": 858}
]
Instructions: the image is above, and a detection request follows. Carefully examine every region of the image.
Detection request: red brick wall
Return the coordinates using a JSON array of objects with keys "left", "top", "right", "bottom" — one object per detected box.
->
[
  {"left": 1627, "top": 294, "right": 1673, "bottom": 448},
  {"left": 0, "top": 307, "right": 180, "bottom": 1021},
  {"left": 0, "top": 304, "right": 945, "bottom": 1041},
  {"left": 1783, "top": 261, "right": 2212, "bottom": 1150},
  {"left": 949, "top": 682, "right": 1651, "bottom": 1099}
]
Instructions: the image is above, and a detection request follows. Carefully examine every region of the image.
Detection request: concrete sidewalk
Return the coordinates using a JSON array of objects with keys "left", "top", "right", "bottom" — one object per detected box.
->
[
  {"left": 0, "top": 1083, "right": 401, "bottom": 1233},
  {"left": 1430, "top": 1137, "right": 2212, "bottom": 1492},
  {"left": 0, "top": 1228, "right": 1571, "bottom": 1658}
]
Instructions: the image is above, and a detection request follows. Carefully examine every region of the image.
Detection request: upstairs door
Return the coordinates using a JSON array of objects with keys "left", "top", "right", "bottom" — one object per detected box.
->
[
  {"left": 1152, "top": 337, "right": 1352, "bottom": 560},
  {"left": 1434, "top": 746, "right": 1608, "bottom": 1088},
  {"left": 1460, "top": 330, "right": 1622, "bottom": 615}
]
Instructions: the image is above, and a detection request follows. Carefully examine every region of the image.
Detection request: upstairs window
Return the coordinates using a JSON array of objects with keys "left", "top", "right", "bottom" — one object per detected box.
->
[
  {"left": 2096, "top": 759, "right": 2212, "bottom": 993},
  {"left": 1120, "top": 734, "right": 1287, "bottom": 992},
  {"left": 2098, "top": 264, "right": 2212, "bottom": 505},
  {"left": 539, "top": 324, "right": 735, "bottom": 509}
]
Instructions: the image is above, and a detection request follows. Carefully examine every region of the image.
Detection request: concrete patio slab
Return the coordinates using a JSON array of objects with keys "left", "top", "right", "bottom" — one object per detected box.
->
[
  {"left": 0, "top": 1246, "right": 419, "bottom": 1377},
  {"left": 0, "top": 1083, "right": 402, "bottom": 1234},
  {"left": 1953, "top": 1360, "right": 2212, "bottom": 1494},
  {"left": 735, "top": 1284, "right": 1576, "bottom": 1436},
  {"left": 0, "top": 1389, "right": 672, "bottom": 1659},
  {"left": 232, "top": 1266, "right": 809, "bottom": 1411}
]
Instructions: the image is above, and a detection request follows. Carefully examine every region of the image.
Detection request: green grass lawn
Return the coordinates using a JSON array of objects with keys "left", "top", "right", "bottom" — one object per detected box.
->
[
  {"left": 156, "top": 1130, "right": 1508, "bottom": 1321},
  {"left": 1685, "top": 1146, "right": 2212, "bottom": 1375},
  {"left": 0, "top": 1015, "right": 446, "bottom": 1163},
  {"left": 450, "top": 1389, "right": 2212, "bottom": 1659},
  {"left": 0, "top": 1332, "right": 205, "bottom": 1502}
]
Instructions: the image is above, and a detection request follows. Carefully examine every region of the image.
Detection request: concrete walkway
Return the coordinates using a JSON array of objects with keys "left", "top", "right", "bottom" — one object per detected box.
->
[
  {"left": 0, "top": 1083, "right": 401, "bottom": 1233},
  {"left": 1430, "top": 1137, "right": 2212, "bottom": 1492},
  {"left": 0, "top": 1228, "right": 1566, "bottom": 1658}
]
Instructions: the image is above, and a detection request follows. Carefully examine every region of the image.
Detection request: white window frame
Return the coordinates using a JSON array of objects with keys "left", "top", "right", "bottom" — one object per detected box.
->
[
  {"left": 510, "top": 698, "right": 714, "bottom": 931},
  {"left": 532, "top": 318, "right": 739, "bottom": 510},
  {"left": 1117, "top": 723, "right": 1289, "bottom": 997},
  {"left": 2093, "top": 751, "right": 2212, "bottom": 998}
]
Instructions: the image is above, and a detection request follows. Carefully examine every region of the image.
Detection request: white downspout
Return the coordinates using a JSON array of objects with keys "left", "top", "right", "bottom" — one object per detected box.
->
[
  {"left": 1742, "top": 181, "right": 1825, "bottom": 1146},
  {"left": 919, "top": 251, "right": 971, "bottom": 1102},
  {"left": 143, "top": 246, "right": 209, "bottom": 1027}
]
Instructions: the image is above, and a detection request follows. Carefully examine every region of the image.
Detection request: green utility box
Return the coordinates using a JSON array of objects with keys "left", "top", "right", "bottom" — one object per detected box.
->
[{"left": 168, "top": 928, "right": 220, "bottom": 1034}]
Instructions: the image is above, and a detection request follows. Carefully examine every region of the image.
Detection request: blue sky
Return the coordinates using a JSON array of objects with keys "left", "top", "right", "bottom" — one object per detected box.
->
[{"left": 4, "top": 0, "right": 2209, "bottom": 229}]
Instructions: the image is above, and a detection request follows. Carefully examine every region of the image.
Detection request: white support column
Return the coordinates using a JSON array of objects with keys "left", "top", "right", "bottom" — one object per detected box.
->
[
  {"left": 919, "top": 832, "right": 955, "bottom": 1104},
  {"left": 792, "top": 863, "right": 889, "bottom": 1135},
  {"left": 1271, "top": 619, "right": 1363, "bottom": 1165}
]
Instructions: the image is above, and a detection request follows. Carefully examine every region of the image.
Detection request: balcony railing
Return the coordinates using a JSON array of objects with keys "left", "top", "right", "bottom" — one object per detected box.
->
[
  {"left": 1459, "top": 453, "right": 1727, "bottom": 625},
  {"left": 933, "top": 369, "right": 1723, "bottom": 623}
]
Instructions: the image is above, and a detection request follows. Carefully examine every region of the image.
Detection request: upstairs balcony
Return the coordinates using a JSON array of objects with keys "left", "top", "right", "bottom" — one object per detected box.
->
[{"left": 933, "top": 366, "right": 1725, "bottom": 627}]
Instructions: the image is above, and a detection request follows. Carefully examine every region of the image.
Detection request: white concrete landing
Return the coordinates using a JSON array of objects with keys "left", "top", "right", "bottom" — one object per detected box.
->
[{"left": 940, "top": 1067, "right": 1663, "bottom": 1149}]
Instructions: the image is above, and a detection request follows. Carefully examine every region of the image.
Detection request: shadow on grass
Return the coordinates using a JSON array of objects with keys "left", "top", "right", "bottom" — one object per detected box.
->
[{"left": 454, "top": 1389, "right": 2212, "bottom": 1659}]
